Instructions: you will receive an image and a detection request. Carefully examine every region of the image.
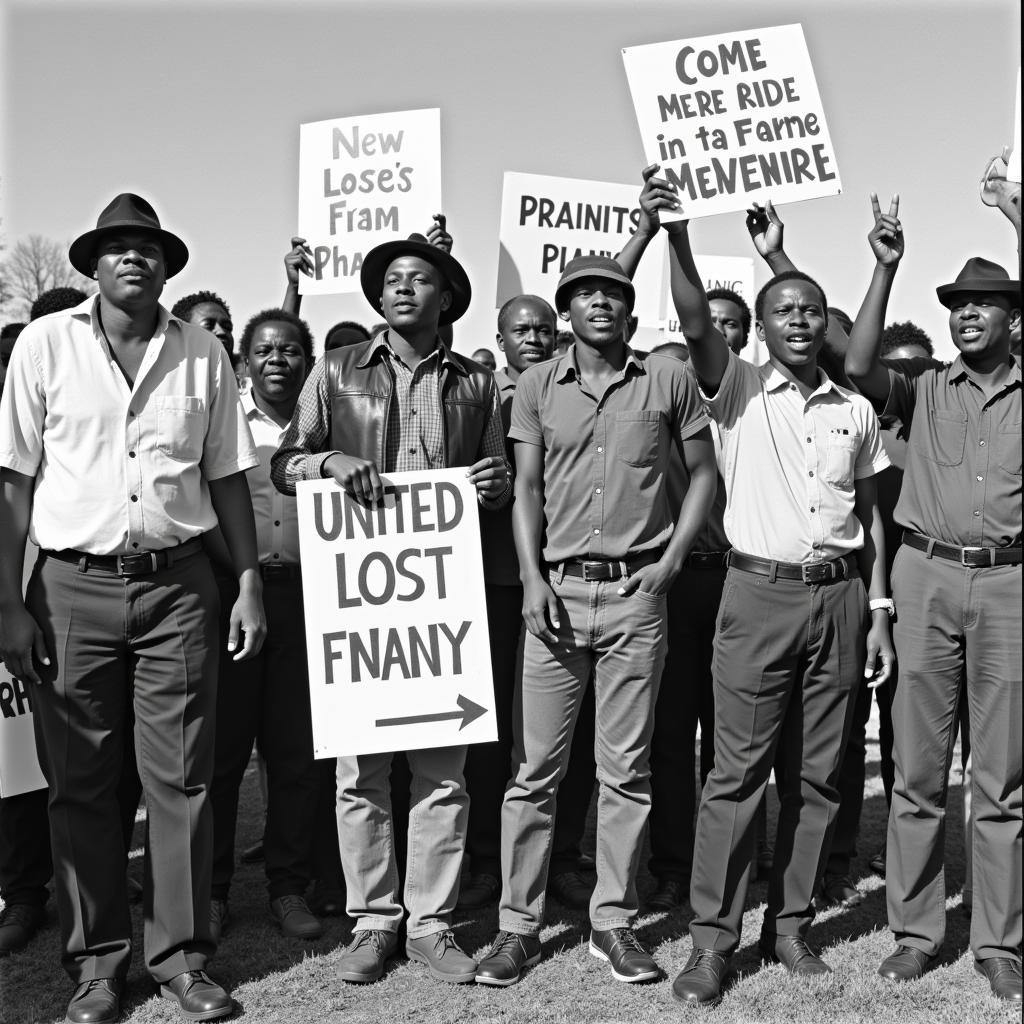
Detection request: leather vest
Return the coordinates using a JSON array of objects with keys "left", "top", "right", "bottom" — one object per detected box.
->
[{"left": 325, "top": 340, "right": 495, "bottom": 468}]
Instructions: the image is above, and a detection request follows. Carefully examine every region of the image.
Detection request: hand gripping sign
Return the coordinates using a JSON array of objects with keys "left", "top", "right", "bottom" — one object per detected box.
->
[{"left": 297, "top": 469, "right": 497, "bottom": 758}]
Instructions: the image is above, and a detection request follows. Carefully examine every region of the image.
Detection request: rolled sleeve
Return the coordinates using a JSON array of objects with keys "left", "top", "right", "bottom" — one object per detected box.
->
[
  {"left": 673, "top": 368, "right": 710, "bottom": 445},
  {"left": 0, "top": 337, "right": 46, "bottom": 476},
  {"left": 697, "top": 349, "right": 745, "bottom": 427},
  {"left": 201, "top": 347, "right": 258, "bottom": 481},
  {"left": 270, "top": 361, "right": 335, "bottom": 495},
  {"left": 853, "top": 403, "right": 891, "bottom": 480}
]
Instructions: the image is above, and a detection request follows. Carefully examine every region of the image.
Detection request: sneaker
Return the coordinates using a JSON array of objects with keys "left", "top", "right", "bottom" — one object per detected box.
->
[
  {"left": 815, "top": 874, "right": 864, "bottom": 909},
  {"left": 337, "top": 929, "right": 399, "bottom": 983},
  {"left": 406, "top": 929, "right": 477, "bottom": 984},
  {"left": 270, "top": 894, "right": 323, "bottom": 939},
  {"left": 546, "top": 870, "right": 592, "bottom": 910},
  {"left": 0, "top": 902, "right": 45, "bottom": 956},
  {"left": 646, "top": 878, "right": 686, "bottom": 912},
  {"left": 588, "top": 927, "right": 660, "bottom": 983},
  {"left": 475, "top": 930, "right": 542, "bottom": 986},
  {"left": 209, "top": 899, "right": 229, "bottom": 945}
]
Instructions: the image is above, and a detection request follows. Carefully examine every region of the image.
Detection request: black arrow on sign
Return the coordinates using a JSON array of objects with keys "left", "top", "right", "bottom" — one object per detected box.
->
[{"left": 375, "top": 694, "right": 488, "bottom": 731}]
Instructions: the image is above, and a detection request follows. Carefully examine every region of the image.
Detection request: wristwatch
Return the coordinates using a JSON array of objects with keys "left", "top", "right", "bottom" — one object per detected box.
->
[{"left": 869, "top": 597, "right": 895, "bottom": 617}]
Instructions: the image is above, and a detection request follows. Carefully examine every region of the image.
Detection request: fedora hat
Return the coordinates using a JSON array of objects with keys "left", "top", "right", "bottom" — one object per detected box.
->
[
  {"left": 360, "top": 234, "right": 471, "bottom": 326},
  {"left": 68, "top": 193, "right": 189, "bottom": 278},
  {"left": 554, "top": 255, "right": 635, "bottom": 314},
  {"left": 935, "top": 257, "right": 1020, "bottom": 308}
]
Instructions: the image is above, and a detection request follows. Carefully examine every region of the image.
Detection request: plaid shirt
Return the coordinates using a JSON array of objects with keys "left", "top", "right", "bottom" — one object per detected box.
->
[{"left": 272, "top": 333, "right": 509, "bottom": 506}]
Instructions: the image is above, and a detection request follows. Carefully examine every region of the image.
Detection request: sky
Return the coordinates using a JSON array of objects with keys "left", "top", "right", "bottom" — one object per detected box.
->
[{"left": 1, "top": 0, "right": 1020, "bottom": 362}]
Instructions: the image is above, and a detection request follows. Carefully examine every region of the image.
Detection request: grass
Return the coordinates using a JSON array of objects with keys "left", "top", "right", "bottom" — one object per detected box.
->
[{"left": 1, "top": 718, "right": 1018, "bottom": 1024}]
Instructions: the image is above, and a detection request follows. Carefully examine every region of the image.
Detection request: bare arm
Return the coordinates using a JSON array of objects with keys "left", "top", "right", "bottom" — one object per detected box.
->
[
  {"left": 512, "top": 440, "right": 558, "bottom": 643},
  {"left": 616, "top": 170, "right": 664, "bottom": 279},
  {"left": 853, "top": 474, "right": 894, "bottom": 687},
  {"left": 282, "top": 237, "right": 313, "bottom": 316}
]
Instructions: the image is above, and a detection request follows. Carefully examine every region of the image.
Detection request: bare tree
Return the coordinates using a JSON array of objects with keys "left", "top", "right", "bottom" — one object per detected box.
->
[{"left": 2, "top": 234, "right": 95, "bottom": 318}]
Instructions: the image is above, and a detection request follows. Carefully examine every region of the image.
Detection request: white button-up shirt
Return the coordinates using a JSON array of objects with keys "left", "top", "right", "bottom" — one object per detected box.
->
[
  {"left": 241, "top": 391, "right": 300, "bottom": 564},
  {"left": 0, "top": 295, "right": 258, "bottom": 555}
]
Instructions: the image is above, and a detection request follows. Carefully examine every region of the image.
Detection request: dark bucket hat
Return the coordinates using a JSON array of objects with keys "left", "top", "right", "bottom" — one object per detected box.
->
[{"left": 554, "top": 255, "right": 635, "bottom": 314}]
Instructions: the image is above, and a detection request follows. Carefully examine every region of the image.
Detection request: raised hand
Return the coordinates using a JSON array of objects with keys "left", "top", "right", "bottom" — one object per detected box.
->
[
  {"left": 426, "top": 213, "right": 453, "bottom": 252},
  {"left": 639, "top": 163, "right": 685, "bottom": 235},
  {"left": 868, "top": 193, "right": 904, "bottom": 268},
  {"left": 980, "top": 149, "right": 1021, "bottom": 229},
  {"left": 745, "top": 200, "right": 785, "bottom": 259},
  {"left": 284, "top": 236, "right": 314, "bottom": 285}
]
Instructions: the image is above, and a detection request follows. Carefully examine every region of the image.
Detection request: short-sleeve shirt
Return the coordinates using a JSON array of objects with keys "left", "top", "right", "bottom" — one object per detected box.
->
[
  {"left": 701, "top": 351, "right": 889, "bottom": 563},
  {"left": 509, "top": 345, "right": 709, "bottom": 563},
  {"left": 882, "top": 355, "right": 1021, "bottom": 548},
  {"left": 0, "top": 295, "right": 257, "bottom": 555}
]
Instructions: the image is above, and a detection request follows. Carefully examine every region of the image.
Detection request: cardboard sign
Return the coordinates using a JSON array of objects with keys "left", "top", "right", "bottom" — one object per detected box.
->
[
  {"left": 297, "top": 470, "right": 497, "bottom": 758},
  {"left": 622, "top": 25, "right": 841, "bottom": 219},
  {"left": 497, "top": 172, "right": 667, "bottom": 327},
  {"left": 0, "top": 668, "right": 46, "bottom": 797},
  {"left": 297, "top": 108, "right": 442, "bottom": 295}
]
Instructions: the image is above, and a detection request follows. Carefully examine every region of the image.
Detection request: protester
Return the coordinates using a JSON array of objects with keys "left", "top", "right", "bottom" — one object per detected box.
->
[
  {"left": 472, "top": 347, "right": 498, "bottom": 371},
  {"left": 170, "top": 290, "right": 235, "bottom": 355},
  {"left": 324, "top": 320, "right": 371, "bottom": 351},
  {"left": 845, "top": 186, "right": 1021, "bottom": 1002},
  {"left": 271, "top": 222, "right": 510, "bottom": 986},
  {"left": 0, "top": 193, "right": 265, "bottom": 1024}
]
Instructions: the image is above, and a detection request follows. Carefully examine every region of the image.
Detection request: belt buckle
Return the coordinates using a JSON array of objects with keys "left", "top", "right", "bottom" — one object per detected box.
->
[
  {"left": 116, "top": 552, "right": 158, "bottom": 576},
  {"left": 801, "top": 561, "right": 834, "bottom": 584},
  {"left": 960, "top": 546, "right": 986, "bottom": 567},
  {"left": 581, "top": 561, "right": 614, "bottom": 582}
]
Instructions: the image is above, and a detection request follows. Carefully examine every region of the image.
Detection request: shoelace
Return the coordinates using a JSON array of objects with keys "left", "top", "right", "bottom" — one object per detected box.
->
[
  {"left": 609, "top": 928, "right": 647, "bottom": 954},
  {"left": 275, "top": 894, "right": 310, "bottom": 916},
  {"left": 487, "top": 930, "right": 526, "bottom": 960},
  {"left": 431, "top": 930, "right": 462, "bottom": 957},
  {"left": 689, "top": 949, "right": 726, "bottom": 972},
  {"left": 351, "top": 929, "right": 388, "bottom": 954},
  {"left": 0, "top": 904, "right": 38, "bottom": 928}
]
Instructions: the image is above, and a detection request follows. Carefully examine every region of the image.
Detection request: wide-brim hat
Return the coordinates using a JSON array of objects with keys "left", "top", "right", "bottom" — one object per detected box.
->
[
  {"left": 68, "top": 193, "right": 189, "bottom": 278},
  {"left": 360, "top": 234, "right": 471, "bottom": 326},
  {"left": 936, "top": 257, "right": 1020, "bottom": 308},
  {"left": 554, "top": 255, "right": 635, "bottom": 314}
]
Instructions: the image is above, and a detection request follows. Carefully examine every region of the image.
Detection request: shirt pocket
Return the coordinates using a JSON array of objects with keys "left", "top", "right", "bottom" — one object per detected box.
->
[
  {"left": 920, "top": 410, "right": 967, "bottom": 467},
  {"left": 156, "top": 396, "right": 206, "bottom": 462},
  {"left": 825, "top": 432, "right": 861, "bottom": 489},
  {"left": 613, "top": 410, "right": 660, "bottom": 468},
  {"left": 996, "top": 422, "right": 1021, "bottom": 475}
]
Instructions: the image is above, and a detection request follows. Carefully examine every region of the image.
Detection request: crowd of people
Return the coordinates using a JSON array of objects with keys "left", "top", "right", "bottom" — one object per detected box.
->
[{"left": 0, "top": 147, "right": 1019, "bottom": 1024}]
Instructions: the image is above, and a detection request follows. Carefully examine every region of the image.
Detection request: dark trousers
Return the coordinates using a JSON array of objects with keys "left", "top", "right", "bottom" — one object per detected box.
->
[
  {"left": 26, "top": 550, "right": 219, "bottom": 984},
  {"left": 210, "top": 574, "right": 322, "bottom": 902},
  {"left": 464, "top": 584, "right": 595, "bottom": 880},
  {"left": 648, "top": 566, "right": 723, "bottom": 883},
  {"left": 689, "top": 567, "right": 866, "bottom": 951},
  {"left": 887, "top": 545, "right": 1022, "bottom": 962}
]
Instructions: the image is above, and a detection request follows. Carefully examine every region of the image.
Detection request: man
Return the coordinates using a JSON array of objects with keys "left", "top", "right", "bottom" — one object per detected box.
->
[
  {"left": 476, "top": 170, "right": 717, "bottom": 988},
  {"left": 472, "top": 347, "right": 498, "bottom": 371},
  {"left": 660, "top": 171, "right": 893, "bottom": 1008},
  {"left": 0, "top": 193, "right": 265, "bottom": 1024},
  {"left": 271, "top": 228, "right": 510, "bottom": 986},
  {"left": 170, "top": 291, "right": 235, "bottom": 356},
  {"left": 706, "top": 289, "right": 751, "bottom": 355},
  {"left": 845, "top": 191, "right": 1021, "bottom": 1002}
]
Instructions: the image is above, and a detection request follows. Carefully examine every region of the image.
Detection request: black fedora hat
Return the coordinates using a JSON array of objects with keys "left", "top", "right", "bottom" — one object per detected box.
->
[
  {"left": 936, "top": 257, "right": 1020, "bottom": 308},
  {"left": 360, "top": 234, "right": 471, "bottom": 326},
  {"left": 68, "top": 193, "right": 189, "bottom": 279}
]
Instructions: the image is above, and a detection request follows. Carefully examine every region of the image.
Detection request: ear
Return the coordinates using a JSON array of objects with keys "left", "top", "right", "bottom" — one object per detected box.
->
[
  {"left": 559, "top": 308, "right": 570, "bottom": 322},
  {"left": 1010, "top": 307, "right": 1022, "bottom": 330},
  {"left": 496, "top": 333, "right": 506, "bottom": 352},
  {"left": 755, "top": 319, "right": 766, "bottom": 343},
  {"left": 439, "top": 289, "right": 452, "bottom": 312}
]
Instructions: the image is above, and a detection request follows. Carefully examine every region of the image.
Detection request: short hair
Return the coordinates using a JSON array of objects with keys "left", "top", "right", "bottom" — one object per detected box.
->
[
  {"left": 706, "top": 287, "right": 752, "bottom": 340},
  {"left": 651, "top": 341, "right": 690, "bottom": 360},
  {"left": 755, "top": 271, "right": 828, "bottom": 322},
  {"left": 1, "top": 322, "right": 27, "bottom": 340},
  {"left": 30, "top": 288, "right": 87, "bottom": 321},
  {"left": 827, "top": 306, "right": 854, "bottom": 335},
  {"left": 171, "top": 290, "right": 231, "bottom": 323},
  {"left": 497, "top": 294, "right": 556, "bottom": 334},
  {"left": 239, "top": 308, "right": 314, "bottom": 361},
  {"left": 324, "top": 320, "right": 370, "bottom": 349},
  {"left": 881, "top": 320, "right": 934, "bottom": 358}
]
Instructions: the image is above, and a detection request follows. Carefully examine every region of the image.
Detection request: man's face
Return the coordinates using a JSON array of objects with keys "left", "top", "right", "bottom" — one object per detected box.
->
[
  {"left": 497, "top": 299, "right": 555, "bottom": 374},
  {"left": 380, "top": 255, "right": 450, "bottom": 331},
  {"left": 946, "top": 291, "right": 1019, "bottom": 359},
  {"left": 472, "top": 348, "right": 497, "bottom": 371},
  {"left": 709, "top": 298, "right": 746, "bottom": 353},
  {"left": 886, "top": 344, "right": 932, "bottom": 361},
  {"left": 245, "top": 321, "right": 308, "bottom": 404},
  {"left": 93, "top": 230, "right": 166, "bottom": 308},
  {"left": 189, "top": 301, "right": 234, "bottom": 353},
  {"left": 756, "top": 280, "right": 826, "bottom": 371},
  {"left": 562, "top": 277, "right": 629, "bottom": 350}
]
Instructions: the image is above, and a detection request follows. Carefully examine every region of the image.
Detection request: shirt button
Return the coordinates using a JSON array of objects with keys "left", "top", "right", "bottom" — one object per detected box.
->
[
  {"left": 977, "top": 475, "right": 984, "bottom": 482},
  {"left": 128, "top": 410, "right": 136, "bottom": 418},
  {"left": 806, "top": 437, "right": 812, "bottom": 443},
  {"left": 130, "top": 495, "right": 138, "bottom": 502},
  {"left": 790, "top": 384, "right": 797, "bottom": 391},
  {"left": 595, "top": 488, "right": 602, "bottom": 494},
  {"left": 132, "top": 542, "right": 139, "bottom": 549},
  {"left": 810, "top": 506, "right": 816, "bottom": 513},
  {"left": 980, "top": 440, "right": 986, "bottom": 446},
  {"left": 597, "top": 446, "right": 604, "bottom": 453},
  {"left": 273, "top": 552, "right": 279, "bottom": 558},
  {"left": 808, "top": 470, "right": 814, "bottom": 477},
  {"left": 274, "top": 520, "right": 281, "bottom": 526},
  {"left": 128, "top": 451, "right": 136, "bottom": 458},
  {"left": 408, "top": 447, "right": 416, "bottom": 454},
  {"left": 973, "top": 511, "right": 980, "bottom": 517},
  {"left": 410, "top": 409, "right": 417, "bottom": 415},
  {"left": 593, "top": 528, "right": 601, "bottom": 535}
]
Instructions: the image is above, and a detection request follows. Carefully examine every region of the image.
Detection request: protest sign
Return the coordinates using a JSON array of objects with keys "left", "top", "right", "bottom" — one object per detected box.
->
[
  {"left": 297, "top": 108, "right": 442, "bottom": 295},
  {"left": 297, "top": 469, "right": 496, "bottom": 758},
  {"left": 622, "top": 25, "right": 841, "bottom": 220},
  {"left": 0, "top": 667, "right": 46, "bottom": 797},
  {"left": 497, "top": 172, "right": 667, "bottom": 327}
]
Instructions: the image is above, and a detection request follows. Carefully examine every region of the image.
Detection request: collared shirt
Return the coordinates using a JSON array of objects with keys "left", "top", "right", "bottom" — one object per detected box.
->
[
  {"left": 883, "top": 355, "right": 1021, "bottom": 547},
  {"left": 0, "top": 295, "right": 257, "bottom": 556},
  {"left": 481, "top": 367, "right": 520, "bottom": 585},
  {"left": 510, "top": 344, "right": 709, "bottom": 563},
  {"left": 701, "top": 351, "right": 889, "bottom": 563},
  {"left": 271, "top": 333, "right": 508, "bottom": 497},
  {"left": 241, "top": 391, "right": 300, "bottom": 564}
]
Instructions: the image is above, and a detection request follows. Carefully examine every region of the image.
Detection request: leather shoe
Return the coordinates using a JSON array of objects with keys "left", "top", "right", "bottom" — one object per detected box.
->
[
  {"left": 270, "top": 894, "right": 323, "bottom": 939},
  {"left": 869, "top": 844, "right": 886, "bottom": 878},
  {"left": 759, "top": 933, "right": 831, "bottom": 975},
  {"left": 877, "top": 944, "right": 938, "bottom": 982},
  {"left": 406, "top": 929, "right": 477, "bottom": 983},
  {"left": 0, "top": 901, "right": 45, "bottom": 955},
  {"left": 160, "top": 971, "right": 232, "bottom": 1021},
  {"left": 975, "top": 957, "right": 1022, "bottom": 1001},
  {"left": 475, "top": 930, "right": 542, "bottom": 986},
  {"left": 456, "top": 872, "right": 500, "bottom": 910},
  {"left": 337, "top": 929, "right": 398, "bottom": 983},
  {"left": 646, "top": 878, "right": 686, "bottom": 912},
  {"left": 671, "top": 948, "right": 730, "bottom": 1006},
  {"left": 814, "top": 874, "right": 864, "bottom": 909},
  {"left": 209, "top": 899, "right": 229, "bottom": 945},
  {"left": 589, "top": 927, "right": 659, "bottom": 983},
  {"left": 547, "top": 870, "right": 592, "bottom": 910},
  {"left": 239, "top": 837, "right": 264, "bottom": 864},
  {"left": 65, "top": 978, "right": 122, "bottom": 1024}
]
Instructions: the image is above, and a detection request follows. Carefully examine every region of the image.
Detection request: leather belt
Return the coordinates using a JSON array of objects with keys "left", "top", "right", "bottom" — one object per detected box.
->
[
  {"left": 686, "top": 550, "right": 729, "bottom": 569},
  {"left": 902, "top": 531, "right": 1022, "bottom": 568},
  {"left": 728, "top": 550, "right": 856, "bottom": 584},
  {"left": 46, "top": 537, "right": 204, "bottom": 577},
  {"left": 261, "top": 562, "right": 302, "bottom": 582},
  {"left": 551, "top": 549, "right": 663, "bottom": 582}
]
